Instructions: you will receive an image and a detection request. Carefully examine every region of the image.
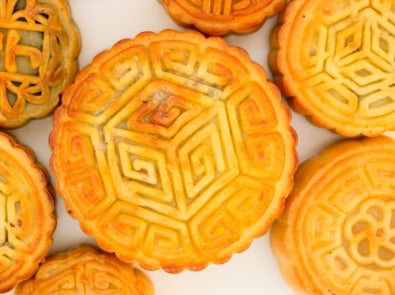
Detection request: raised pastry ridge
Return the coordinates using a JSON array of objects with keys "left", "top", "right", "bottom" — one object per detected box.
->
[
  {"left": 271, "top": 136, "right": 395, "bottom": 295},
  {"left": 161, "top": 0, "right": 285, "bottom": 35},
  {"left": 0, "top": 0, "right": 80, "bottom": 128},
  {"left": 50, "top": 29, "right": 297, "bottom": 272},
  {"left": 15, "top": 245, "right": 154, "bottom": 295},
  {"left": 0, "top": 131, "right": 56, "bottom": 293},
  {"left": 271, "top": 0, "right": 395, "bottom": 136}
]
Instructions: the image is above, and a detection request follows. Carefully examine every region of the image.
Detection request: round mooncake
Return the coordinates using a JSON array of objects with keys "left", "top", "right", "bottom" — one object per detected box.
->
[
  {"left": 270, "top": 0, "right": 395, "bottom": 137},
  {"left": 160, "top": 0, "right": 285, "bottom": 36},
  {"left": 0, "top": 0, "right": 80, "bottom": 128},
  {"left": 271, "top": 136, "right": 395, "bottom": 295},
  {"left": 49, "top": 29, "right": 297, "bottom": 272},
  {"left": 0, "top": 131, "right": 56, "bottom": 292},
  {"left": 15, "top": 245, "right": 154, "bottom": 295}
]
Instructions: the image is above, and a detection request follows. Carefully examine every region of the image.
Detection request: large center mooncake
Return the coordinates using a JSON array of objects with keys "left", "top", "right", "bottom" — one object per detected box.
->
[
  {"left": 49, "top": 29, "right": 297, "bottom": 272},
  {"left": 271, "top": 136, "right": 395, "bottom": 295}
]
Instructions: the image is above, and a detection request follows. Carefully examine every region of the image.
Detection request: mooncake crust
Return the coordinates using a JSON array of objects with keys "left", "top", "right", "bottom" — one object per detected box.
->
[
  {"left": 0, "top": 131, "right": 56, "bottom": 293},
  {"left": 270, "top": 0, "right": 395, "bottom": 137},
  {"left": 15, "top": 245, "right": 154, "bottom": 295},
  {"left": 0, "top": 0, "right": 80, "bottom": 128},
  {"left": 271, "top": 136, "right": 395, "bottom": 295},
  {"left": 161, "top": 0, "right": 285, "bottom": 36},
  {"left": 50, "top": 29, "right": 297, "bottom": 272}
]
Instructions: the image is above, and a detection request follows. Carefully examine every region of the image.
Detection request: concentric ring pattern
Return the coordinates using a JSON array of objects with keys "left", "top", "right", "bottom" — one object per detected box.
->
[
  {"left": 50, "top": 29, "right": 297, "bottom": 272},
  {"left": 271, "top": 0, "right": 395, "bottom": 136}
]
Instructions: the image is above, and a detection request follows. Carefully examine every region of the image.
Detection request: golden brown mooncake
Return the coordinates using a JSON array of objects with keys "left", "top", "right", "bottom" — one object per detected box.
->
[
  {"left": 15, "top": 245, "right": 154, "bottom": 295},
  {"left": 0, "top": 131, "right": 56, "bottom": 293},
  {"left": 49, "top": 29, "right": 297, "bottom": 272},
  {"left": 160, "top": 0, "right": 285, "bottom": 36},
  {"left": 0, "top": 0, "right": 80, "bottom": 128},
  {"left": 270, "top": 0, "right": 395, "bottom": 137},
  {"left": 271, "top": 136, "right": 395, "bottom": 295}
]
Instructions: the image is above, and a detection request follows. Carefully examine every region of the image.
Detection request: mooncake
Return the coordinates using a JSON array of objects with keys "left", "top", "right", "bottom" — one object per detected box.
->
[
  {"left": 0, "top": 131, "right": 56, "bottom": 292},
  {"left": 270, "top": 0, "right": 395, "bottom": 137},
  {"left": 15, "top": 245, "right": 154, "bottom": 295},
  {"left": 49, "top": 29, "right": 297, "bottom": 272},
  {"left": 0, "top": 0, "right": 80, "bottom": 128},
  {"left": 271, "top": 136, "right": 395, "bottom": 295},
  {"left": 160, "top": 0, "right": 285, "bottom": 36}
]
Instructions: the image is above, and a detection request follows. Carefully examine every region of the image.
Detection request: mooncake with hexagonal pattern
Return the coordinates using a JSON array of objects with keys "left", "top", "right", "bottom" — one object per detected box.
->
[
  {"left": 0, "top": 0, "right": 80, "bottom": 128},
  {"left": 160, "top": 0, "right": 285, "bottom": 36},
  {"left": 271, "top": 136, "right": 395, "bottom": 295},
  {"left": 0, "top": 131, "right": 56, "bottom": 293},
  {"left": 49, "top": 29, "right": 297, "bottom": 272},
  {"left": 270, "top": 0, "right": 395, "bottom": 137},
  {"left": 15, "top": 245, "right": 154, "bottom": 295}
]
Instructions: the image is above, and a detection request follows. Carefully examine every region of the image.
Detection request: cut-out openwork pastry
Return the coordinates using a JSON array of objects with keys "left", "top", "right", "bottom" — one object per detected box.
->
[
  {"left": 0, "top": 131, "right": 56, "bottom": 293},
  {"left": 0, "top": 0, "right": 80, "bottom": 128},
  {"left": 49, "top": 29, "right": 297, "bottom": 272},
  {"left": 15, "top": 245, "right": 154, "bottom": 295},
  {"left": 271, "top": 136, "right": 395, "bottom": 295},
  {"left": 160, "top": 0, "right": 285, "bottom": 36},
  {"left": 270, "top": 0, "right": 395, "bottom": 137}
]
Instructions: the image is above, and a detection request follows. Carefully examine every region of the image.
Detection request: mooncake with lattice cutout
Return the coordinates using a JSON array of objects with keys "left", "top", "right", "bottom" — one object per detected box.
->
[
  {"left": 49, "top": 29, "right": 297, "bottom": 272},
  {"left": 160, "top": 0, "right": 285, "bottom": 36},
  {"left": 271, "top": 135, "right": 395, "bottom": 295},
  {"left": 270, "top": 0, "right": 395, "bottom": 137},
  {"left": 0, "top": 0, "right": 80, "bottom": 128},
  {"left": 0, "top": 131, "right": 56, "bottom": 292},
  {"left": 15, "top": 245, "right": 154, "bottom": 295}
]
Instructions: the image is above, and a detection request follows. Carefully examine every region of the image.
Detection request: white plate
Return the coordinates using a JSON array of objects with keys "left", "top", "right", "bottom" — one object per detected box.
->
[{"left": 4, "top": 0, "right": 371, "bottom": 294}]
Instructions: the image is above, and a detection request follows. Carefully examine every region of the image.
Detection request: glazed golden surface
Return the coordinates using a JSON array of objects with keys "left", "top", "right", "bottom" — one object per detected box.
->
[
  {"left": 0, "top": 0, "right": 80, "bottom": 128},
  {"left": 160, "top": 0, "right": 285, "bottom": 35},
  {"left": 271, "top": 136, "right": 395, "bottom": 295},
  {"left": 15, "top": 245, "right": 154, "bottom": 295},
  {"left": 270, "top": 0, "right": 395, "bottom": 137},
  {"left": 49, "top": 29, "right": 297, "bottom": 272},
  {"left": 0, "top": 131, "right": 56, "bottom": 293}
]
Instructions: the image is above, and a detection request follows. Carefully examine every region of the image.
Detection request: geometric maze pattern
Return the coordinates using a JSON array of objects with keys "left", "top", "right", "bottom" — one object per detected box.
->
[
  {"left": 273, "top": 137, "right": 395, "bottom": 295},
  {"left": 50, "top": 30, "right": 296, "bottom": 271},
  {"left": 278, "top": 0, "right": 395, "bottom": 136}
]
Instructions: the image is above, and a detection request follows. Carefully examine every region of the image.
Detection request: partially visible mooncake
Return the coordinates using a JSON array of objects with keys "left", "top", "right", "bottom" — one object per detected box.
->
[
  {"left": 49, "top": 29, "right": 297, "bottom": 272},
  {"left": 270, "top": 0, "right": 395, "bottom": 137},
  {"left": 0, "top": 131, "right": 56, "bottom": 293},
  {"left": 271, "top": 136, "right": 395, "bottom": 295},
  {"left": 15, "top": 245, "right": 154, "bottom": 295},
  {"left": 0, "top": 0, "right": 80, "bottom": 128},
  {"left": 160, "top": 0, "right": 285, "bottom": 36}
]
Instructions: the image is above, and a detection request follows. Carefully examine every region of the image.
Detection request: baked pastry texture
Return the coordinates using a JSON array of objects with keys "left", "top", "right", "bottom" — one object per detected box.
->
[
  {"left": 270, "top": 0, "right": 395, "bottom": 137},
  {"left": 49, "top": 29, "right": 297, "bottom": 272},
  {"left": 0, "top": 131, "right": 56, "bottom": 292},
  {"left": 160, "top": 0, "right": 285, "bottom": 36},
  {"left": 15, "top": 245, "right": 154, "bottom": 295},
  {"left": 271, "top": 136, "right": 395, "bottom": 295},
  {"left": 0, "top": 0, "right": 80, "bottom": 128}
]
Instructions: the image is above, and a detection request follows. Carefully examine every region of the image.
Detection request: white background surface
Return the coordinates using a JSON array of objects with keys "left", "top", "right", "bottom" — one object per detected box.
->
[{"left": 3, "top": 0, "right": 359, "bottom": 294}]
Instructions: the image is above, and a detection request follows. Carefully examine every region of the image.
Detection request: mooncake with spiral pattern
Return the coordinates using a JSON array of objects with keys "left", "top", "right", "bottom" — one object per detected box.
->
[
  {"left": 271, "top": 136, "right": 395, "bottom": 295},
  {"left": 0, "top": 131, "right": 56, "bottom": 293},
  {"left": 160, "top": 0, "right": 285, "bottom": 36},
  {"left": 15, "top": 245, "right": 154, "bottom": 295},
  {"left": 49, "top": 29, "right": 297, "bottom": 272},
  {"left": 0, "top": 0, "right": 80, "bottom": 128},
  {"left": 270, "top": 0, "right": 395, "bottom": 137}
]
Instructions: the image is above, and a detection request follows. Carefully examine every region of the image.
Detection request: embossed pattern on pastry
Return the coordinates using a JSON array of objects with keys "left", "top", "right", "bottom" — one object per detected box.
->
[
  {"left": 271, "top": 136, "right": 395, "bottom": 295},
  {"left": 49, "top": 29, "right": 297, "bottom": 272},
  {"left": 15, "top": 245, "right": 154, "bottom": 295},
  {"left": 160, "top": 0, "right": 285, "bottom": 36},
  {"left": 0, "top": 131, "right": 56, "bottom": 293},
  {"left": 0, "top": 0, "right": 80, "bottom": 128},
  {"left": 270, "top": 0, "right": 395, "bottom": 137}
]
